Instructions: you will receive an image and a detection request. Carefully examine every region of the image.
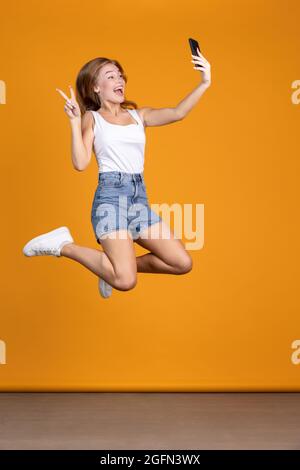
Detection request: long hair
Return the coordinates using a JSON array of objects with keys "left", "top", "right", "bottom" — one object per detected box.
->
[{"left": 75, "top": 57, "right": 138, "bottom": 115}]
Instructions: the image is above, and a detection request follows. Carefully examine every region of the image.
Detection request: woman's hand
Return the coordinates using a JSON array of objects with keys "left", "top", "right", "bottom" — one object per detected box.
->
[
  {"left": 191, "top": 47, "right": 211, "bottom": 86},
  {"left": 56, "top": 85, "right": 81, "bottom": 121}
]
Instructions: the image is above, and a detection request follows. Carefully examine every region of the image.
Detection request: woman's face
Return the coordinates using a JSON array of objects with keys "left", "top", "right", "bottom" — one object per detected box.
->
[{"left": 94, "top": 63, "right": 125, "bottom": 104}]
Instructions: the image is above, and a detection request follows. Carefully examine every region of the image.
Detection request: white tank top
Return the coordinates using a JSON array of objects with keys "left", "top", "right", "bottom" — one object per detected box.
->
[{"left": 90, "top": 108, "right": 146, "bottom": 173}]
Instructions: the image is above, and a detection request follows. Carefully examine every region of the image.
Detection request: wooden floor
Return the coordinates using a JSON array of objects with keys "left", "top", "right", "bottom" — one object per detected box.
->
[{"left": 0, "top": 393, "right": 299, "bottom": 449}]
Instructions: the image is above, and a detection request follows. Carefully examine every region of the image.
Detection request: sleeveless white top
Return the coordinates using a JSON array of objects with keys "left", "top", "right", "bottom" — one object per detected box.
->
[{"left": 90, "top": 108, "right": 146, "bottom": 173}]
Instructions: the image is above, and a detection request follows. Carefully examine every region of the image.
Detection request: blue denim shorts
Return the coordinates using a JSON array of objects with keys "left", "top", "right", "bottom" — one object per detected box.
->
[{"left": 91, "top": 171, "right": 162, "bottom": 242}]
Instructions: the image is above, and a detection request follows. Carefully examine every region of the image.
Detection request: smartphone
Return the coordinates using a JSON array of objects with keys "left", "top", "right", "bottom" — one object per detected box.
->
[{"left": 188, "top": 37, "right": 201, "bottom": 56}]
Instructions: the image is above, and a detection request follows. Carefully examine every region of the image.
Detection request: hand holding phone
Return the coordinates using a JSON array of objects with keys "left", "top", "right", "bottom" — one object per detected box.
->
[
  {"left": 188, "top": 37, "right": 211, "bottom": 85},
  {"left": 188, "top": 38, "right": 201, "bottom": 56}
]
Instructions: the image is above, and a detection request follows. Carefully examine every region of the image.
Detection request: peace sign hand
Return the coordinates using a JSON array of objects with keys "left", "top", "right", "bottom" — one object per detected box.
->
[
  {"left": 56, "top": 85, "right": 81, "bottom": 120},
  {"left": 191, "top": 47, "right": 211, "bottom": 85}
]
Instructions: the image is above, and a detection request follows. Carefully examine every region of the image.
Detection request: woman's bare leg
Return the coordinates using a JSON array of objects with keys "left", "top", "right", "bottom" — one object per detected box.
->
[
  {"left": 61, "top": 229, "right": 137, "bottom": 291},
  {"left": 60, "top": 222, "right": 192, "bottom": 288},
  {"left": 134, "top": 221, "right": 193, "bottom": 274}
]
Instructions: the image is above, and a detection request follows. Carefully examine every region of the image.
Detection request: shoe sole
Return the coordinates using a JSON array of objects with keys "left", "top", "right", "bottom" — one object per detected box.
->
[
  {"left": 98, "top": 278, "right": 112, "bottom": 298},
  {"left": 23, "top": 226, "right": 71, "bottom": 256}
]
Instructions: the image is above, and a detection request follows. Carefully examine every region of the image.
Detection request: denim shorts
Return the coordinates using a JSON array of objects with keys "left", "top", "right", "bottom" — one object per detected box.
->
[{"left": 91, "top": 171, "right": 162, "bottom": 242}]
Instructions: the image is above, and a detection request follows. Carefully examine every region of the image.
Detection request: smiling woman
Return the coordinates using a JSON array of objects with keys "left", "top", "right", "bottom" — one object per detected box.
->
[
  {"left": 75, "top": 57, "right": 138, "bottom": 115},
  {"left": 23, "top": 45, "right": 208, "bottom": 298}
]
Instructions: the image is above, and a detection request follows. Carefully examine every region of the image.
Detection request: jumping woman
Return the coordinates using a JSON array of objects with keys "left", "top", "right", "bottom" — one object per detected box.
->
[{"left": 23, "top": 47, "right": 211, "bottom": 298}]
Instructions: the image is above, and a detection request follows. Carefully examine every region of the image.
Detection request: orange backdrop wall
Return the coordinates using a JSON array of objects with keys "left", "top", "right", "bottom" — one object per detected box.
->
[{"left": 1, "top": 0, "right": 300, "bottom": 390}]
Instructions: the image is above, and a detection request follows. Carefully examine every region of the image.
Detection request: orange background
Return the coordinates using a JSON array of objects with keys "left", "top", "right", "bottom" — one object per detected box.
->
[{"left": 1, "top": 0, "right": 300, "bottom": 390}]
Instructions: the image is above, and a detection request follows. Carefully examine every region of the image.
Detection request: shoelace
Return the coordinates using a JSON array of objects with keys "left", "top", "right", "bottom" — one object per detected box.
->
[{"left": 34, "top": 245, "right": 57, "bottom": 255}]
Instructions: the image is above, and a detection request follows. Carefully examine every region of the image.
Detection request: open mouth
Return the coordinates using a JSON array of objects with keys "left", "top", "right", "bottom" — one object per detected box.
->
[{"left": 114, "top": 88, "right": 123, "bottom": 96}]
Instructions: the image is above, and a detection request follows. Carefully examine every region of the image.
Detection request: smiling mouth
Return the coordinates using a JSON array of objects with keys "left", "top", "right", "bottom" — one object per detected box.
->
[{"left": 114, "top": 89, "right": 123, "bottom": 96}]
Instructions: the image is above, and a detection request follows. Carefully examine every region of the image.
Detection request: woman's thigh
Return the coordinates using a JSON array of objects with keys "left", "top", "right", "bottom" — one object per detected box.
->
[
  {"left": 99, "top": 229, "right": 137, "bottom": 278},
  {"left": 134, "top": 220, "right": 193, "bottom": 269}
]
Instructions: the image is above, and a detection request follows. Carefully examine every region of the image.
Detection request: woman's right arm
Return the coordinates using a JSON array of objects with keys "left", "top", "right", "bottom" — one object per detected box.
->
[
  {"left": 70, "top": 112, "right": 94, "bottom": 171},
  {"left": 56, "top": 85, "right": 94, "bottom": 171}
]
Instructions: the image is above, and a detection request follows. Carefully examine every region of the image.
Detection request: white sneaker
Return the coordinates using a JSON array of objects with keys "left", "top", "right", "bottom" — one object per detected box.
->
[
  {"left": 98, "top": 278, "right": 113, "bottom": 298},
  {"left": 23, "top": 226, "right": 74, "bottom": 257}
]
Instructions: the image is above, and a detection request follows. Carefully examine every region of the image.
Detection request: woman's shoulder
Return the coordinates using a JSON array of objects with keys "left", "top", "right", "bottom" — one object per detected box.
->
[
  {"left": 83, "top": 109, "right": 97, "bottom": 118},
  {"left": 132, "top": 108, "right": 148, "bottom": 126},
  {"left": 82, "top": 110, "right": 97, "bottom": 133}
]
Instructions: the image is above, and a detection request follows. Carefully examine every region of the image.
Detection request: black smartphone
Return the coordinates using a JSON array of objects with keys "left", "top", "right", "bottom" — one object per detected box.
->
[{"left": 188, "top": 37, "right": 201, "bottom": 56}]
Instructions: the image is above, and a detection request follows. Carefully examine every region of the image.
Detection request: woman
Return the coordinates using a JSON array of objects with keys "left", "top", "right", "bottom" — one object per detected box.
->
[{"left": 23, "top": 47, "right": 211, "bottom": 298}]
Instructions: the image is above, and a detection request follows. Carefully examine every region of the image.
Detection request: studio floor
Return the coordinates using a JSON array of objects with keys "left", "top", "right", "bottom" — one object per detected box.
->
[{"left": 0, "top": 393, "right": 299, "bottom": 450}]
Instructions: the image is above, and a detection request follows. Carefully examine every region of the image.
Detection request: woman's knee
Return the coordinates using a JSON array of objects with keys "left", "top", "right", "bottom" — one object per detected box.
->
[
  {"left": 114, "top": 270, "right": 137, "bottom": 291},
  {"left": 174, "top": 253, "right": 193, "bottom": 274}
]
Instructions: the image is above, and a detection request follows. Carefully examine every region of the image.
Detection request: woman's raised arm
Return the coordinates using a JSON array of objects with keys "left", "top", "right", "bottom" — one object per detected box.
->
[
  {"left": 56, "top": 85, "right": 92, "bottom": 171},
  {"left": 138, "top": 48, "right": 211, "bottom": 127}
]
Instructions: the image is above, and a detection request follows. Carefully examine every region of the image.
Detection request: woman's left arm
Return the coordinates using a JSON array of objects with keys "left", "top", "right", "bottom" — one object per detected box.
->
[
  {"left": 175, "top": 48, "right": 211, "bottom": 119},
  {"left": 139, "top": 48, "right": 211, "bottom": 126}
]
